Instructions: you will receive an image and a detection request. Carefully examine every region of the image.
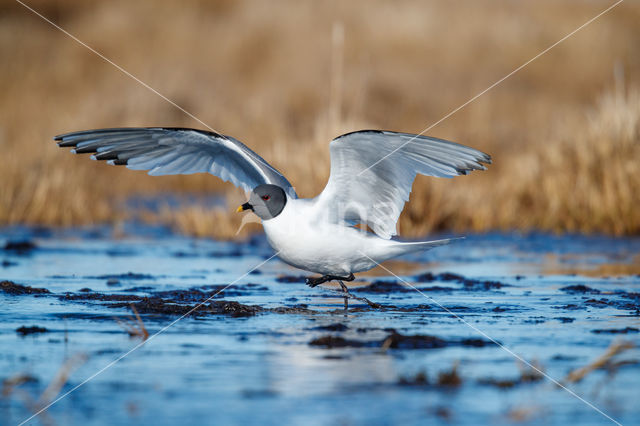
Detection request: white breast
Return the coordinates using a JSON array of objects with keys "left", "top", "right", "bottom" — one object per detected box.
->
[{"left": 261, "top": 198, "right": 382, "bottom": 275}]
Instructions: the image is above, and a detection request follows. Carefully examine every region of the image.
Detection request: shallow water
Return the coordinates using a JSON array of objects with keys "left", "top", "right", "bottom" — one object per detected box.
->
[{"left": 1, "top": 226, "right": 639, "bottom": 425}]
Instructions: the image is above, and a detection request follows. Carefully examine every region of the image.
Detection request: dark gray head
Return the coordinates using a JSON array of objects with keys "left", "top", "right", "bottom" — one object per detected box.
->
[{"left": 237, "top": 184, "right": 287, "bottom": 220}]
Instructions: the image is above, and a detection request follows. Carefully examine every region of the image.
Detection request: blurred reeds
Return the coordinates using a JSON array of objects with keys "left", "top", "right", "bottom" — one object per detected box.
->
[{"left": 0, "top": 0, "right": 638, "bottom": 239}]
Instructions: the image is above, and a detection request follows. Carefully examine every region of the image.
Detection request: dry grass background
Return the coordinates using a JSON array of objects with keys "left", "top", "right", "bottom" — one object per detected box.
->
[{"left": 0, "top": 0, "right": 639, "bottom": 239}]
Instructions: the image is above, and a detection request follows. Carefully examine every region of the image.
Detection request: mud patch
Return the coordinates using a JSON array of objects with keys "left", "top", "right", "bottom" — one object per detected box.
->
[
  {"left": 125, "top": 298, "right": 263, "bottom": 317},
  {"left": 275, "top": 275, "right": 308, "bottom": 283},
  {"left": 585, "top": 298, "right": 640, "bottom": 312},
  {"left": 415, "top": 272, "right": 507, "bottom": 290},
  {"left": 310, "top": 323, "right": 349, "bottom": 332},
  {"left": 591, "top": 327, "right": 639, "bottom": 334},
  {"left": 65, "top": 291, "right": 264, "bottom": 317},
  {"left": 1, "top": 281, "right": 50, "bottom": 295},
  {"left": 59, "top": 293, "right": 141, "bottom": 302},
  {"left": 86, "top": 272, "right": 155, "bottom": 280},
  {"left": 2, "top": 240, "right": 37, "bottom": 254},
  {"left": 309, "top": 332, "right": 495, "bottom": 349},
  {"left": 357, "top": 280, "right": 415, "bottom": 293},
  {"left": 559, "top": 284, "right": 600, "bottom": 294},
  {"left": 16, "top": 326, "right": 49, "bottom": 335},
  {"left": 54, "top": 287, "right": 314, "bottom": 317}
]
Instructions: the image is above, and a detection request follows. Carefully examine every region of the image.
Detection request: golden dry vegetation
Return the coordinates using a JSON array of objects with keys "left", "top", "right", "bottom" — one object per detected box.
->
[{"left": 1, "top": 0, "right": 639, "bottom": 239}]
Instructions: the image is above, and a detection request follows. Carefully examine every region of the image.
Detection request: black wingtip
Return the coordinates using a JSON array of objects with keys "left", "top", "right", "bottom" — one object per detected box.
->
[
  {"left": 56, "top": 139, "right": 79, "bottom": 147},
  {"left": 93, "top": 151, "right": 119, "bottom": 161},
  {"left": 73, "top": 146, "right": 98, "bottom": 154}
]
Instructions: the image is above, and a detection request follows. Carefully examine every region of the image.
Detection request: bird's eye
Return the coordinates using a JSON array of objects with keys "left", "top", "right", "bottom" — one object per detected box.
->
[{"left": 261, "top": 195, "right": 270, "bottom": 201}]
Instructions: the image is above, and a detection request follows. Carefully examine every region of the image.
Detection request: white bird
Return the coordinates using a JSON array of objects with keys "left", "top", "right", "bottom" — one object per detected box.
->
[{"left": 56, "top": 127, "right": 490, "bottom": 304}]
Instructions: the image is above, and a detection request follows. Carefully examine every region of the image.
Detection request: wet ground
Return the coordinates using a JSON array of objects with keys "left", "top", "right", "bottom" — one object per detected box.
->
[{"left": 1, "top": 226, "right": 639, "bottom": 425}]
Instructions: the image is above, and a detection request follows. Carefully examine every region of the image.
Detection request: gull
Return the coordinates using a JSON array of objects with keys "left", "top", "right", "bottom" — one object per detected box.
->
[{"left": 56, "top": 128, "right": 490, "bottom": 307}]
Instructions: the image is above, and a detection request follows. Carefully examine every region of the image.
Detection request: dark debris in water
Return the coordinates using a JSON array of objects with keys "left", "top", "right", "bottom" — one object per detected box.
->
[
  {"left": 100, "top": 294, "right": 263, "bottom": 317},
  {"left": 397, "top": 365, "right": 462, "bottom": 388},
  {"left": 309, "top": 332, "right": 496, "bottom": 350},
  {"left": 309, "top": 323, "right": 349, "bottom": 332},
  {"left": 555, "top": 304, "right": 586, "bottom": 311},
  {"left": 59, "top": 293, "right": 141, "bottom": 302},
  {"left": 419, "top": 285, "right": 456, "bottom": 292},
  {"left": 398, "top": 371, "right": 429, "bottom": 386},
  {"left": 152, "top": 285, "right": 267, "bottom": 301},
  {"left": 275, "top": 275, "right": 308, "bottom": 283},
  {"left": 208, "top": 249, "right": 243, "bottom": 258},
  {"left": 559, "top": 285, "right": 600, "bottom": 294},
  {"left": 122, "top": 286, "right": 154, "bottom": 292},
  {"left": 153, "top": 289, "right": 214, "bottom": 303},
  {"left": 554, "top": 297, "right": 640, "bottom": 313},
  {"left": 478, "top": 363, "right": 544, "bottom": 389},
  {"left": 113, "top": 297, "right": 263, "bottom": 317},
  {"left": 269, "top": 305, "right": 315, "bottom": 315},
  {"left": 2, "top": 240, "right": 37, "bottom": 254},
  {"left": 385, "top": 304, "right": 433, "bottom": 312},
  {"left": 478, "top": 374, "right": 543, "bottom": 389},
  {"left": 309, "top": 336, "right": 365, "bottom": 348},
  {"left": 415, "top": 272, "right": 507, "bottom": 290},
  {"left": 437, "top": 365, "right": 462, "bottom": 387},
  {"left": 201, "top": 283, "right": 269, "bottom": 296},
  {"left": 585, "top": 298, "right": 610, "bottom": 308},
  {"left": 357, "top": 280, "right": 415, "bottom": 293},
  {"left": 16, "top": 326, "right": 49, "bottom": 335},
  {"left": 355, "top": 273, "right": 507, "bottom": 294},
  {"left": 1, "top": 281, "right": 50, "bottom": 295},
  {"left": 591, "top": 327, "right": 639, "bottom": 334},
  {"left": 385, "top": 333, "right": 449, "bottom": 349},
  {"left": 585, "top": 298, "right": 640, "bottom": 312},
  {"left": 85, "top": 272, "right": 155, "bottom": 280},
  {"left": 53, "top": 287, "right": 313, "bottom": 317}
]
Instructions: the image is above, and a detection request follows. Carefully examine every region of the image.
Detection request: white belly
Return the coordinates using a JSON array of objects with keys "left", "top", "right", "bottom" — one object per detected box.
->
[{"left": 261, "top": 199, "right": 383, "bottom": 275}]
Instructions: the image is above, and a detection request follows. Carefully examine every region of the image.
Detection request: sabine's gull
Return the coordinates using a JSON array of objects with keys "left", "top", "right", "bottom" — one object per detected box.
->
[{"left": 56, "top": 128, "right": 490, "bottom": 305}]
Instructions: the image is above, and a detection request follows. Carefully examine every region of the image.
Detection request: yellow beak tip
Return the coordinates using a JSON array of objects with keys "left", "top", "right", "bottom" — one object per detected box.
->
[{"left": 236, "top": 205, "right": 244, "bottom": 213}]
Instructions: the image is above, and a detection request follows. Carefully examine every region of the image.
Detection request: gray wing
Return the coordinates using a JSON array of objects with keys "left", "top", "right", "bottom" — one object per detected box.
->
[
  {"left": 55, "top": 127, "right": 297, "bottom": 198},
  {"left": 316, "top": 130, "right": 491, "bottom": 239}
]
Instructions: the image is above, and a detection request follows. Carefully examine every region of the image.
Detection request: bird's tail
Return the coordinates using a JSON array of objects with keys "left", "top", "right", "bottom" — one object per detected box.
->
[{"left": 382, "top": 237, "right": 463, "bottom": 259}]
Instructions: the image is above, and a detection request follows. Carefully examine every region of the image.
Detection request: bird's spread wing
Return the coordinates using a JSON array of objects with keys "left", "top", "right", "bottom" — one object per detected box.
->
[
  {"left": 316, "top": 130, "right": 491, "bottom": 239},
  {"left": 55, "top": 127, "right": 297, "bottom": 198}
]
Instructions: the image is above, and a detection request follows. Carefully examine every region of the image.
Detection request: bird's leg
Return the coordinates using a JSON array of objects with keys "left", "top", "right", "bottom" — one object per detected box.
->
[
  {"left": 308, "top": 274, "right": 381, "bottom": 310},
  {"left": 337, "top": 280, "right": 349, "bottom": 310},
  {"left": 306, "top": 273, "right": 355, "bottom": 288}
]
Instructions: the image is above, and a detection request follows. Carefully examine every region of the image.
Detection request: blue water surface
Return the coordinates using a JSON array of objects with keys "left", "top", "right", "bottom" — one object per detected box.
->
[{"left": 1, "top": 226, "right": 639, "bottom": 425}]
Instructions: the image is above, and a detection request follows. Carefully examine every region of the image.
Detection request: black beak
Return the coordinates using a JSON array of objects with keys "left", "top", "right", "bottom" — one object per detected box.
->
[{"left": 236, "top": 202, "right": 253, "bottom": 212}]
